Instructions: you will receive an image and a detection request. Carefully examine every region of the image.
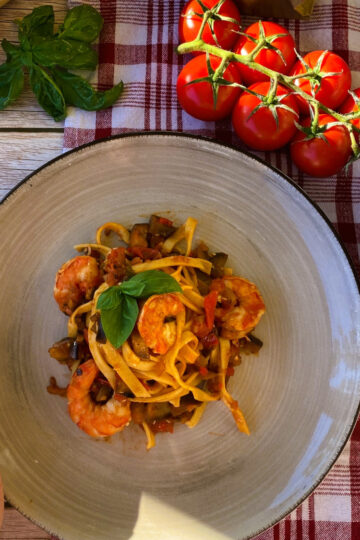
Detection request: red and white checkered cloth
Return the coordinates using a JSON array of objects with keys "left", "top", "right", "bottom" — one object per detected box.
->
[{"left": 63, "top": 1, "right": 360, "bottom": 538}]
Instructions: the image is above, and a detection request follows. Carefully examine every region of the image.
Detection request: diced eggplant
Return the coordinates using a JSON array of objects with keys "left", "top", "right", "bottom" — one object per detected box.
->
[
  {"left": 48, "top": 337, "right": 75, "bottom": 361},
  {"left": 130, "top": 330, "right": 150, "bottom": 359},
  {"left": 239, "top": 334, "right": 263, "bottom": 355},
  {"left": 149, "top": 215, "right": 175, "bottom": 237},
  {"left": 192, "top": 241, "right": 209, "bottom": 260},
  {"left": 96, "top": 319, "right": 107, "bottom": 344},
  {"left": 129, "top": 223, "right": 149, "bottom": 248},
  {"left": 210, "top": 252, "right": 228, "bottom": 278},
  {"left": 146, "top": 402, "right": 172, "bottom": 421},
  {"left": 195, "top": 269, "right": 212, "bottom": 295},
  {"left": 131, "top": 402, "right": 147, "bottom": 424}
]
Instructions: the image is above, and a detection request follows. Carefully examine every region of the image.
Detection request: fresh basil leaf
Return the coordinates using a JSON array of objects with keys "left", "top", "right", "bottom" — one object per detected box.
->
[
  {"left": 29, "top": 65, "right": 66, "bottom": 121},
  {"left": 1, "top": 39, "right": 21, "bottom": 63},
  {"left": 51, "top": 68, "right": 123, "bottom": 111},
  {"left": 100, "top": 295, "right": 139, "bottom": 349},
  {"left": 120, "top": 270, "right": 182, "bottom": 298},
  {"left": 0, "top": 62, "right": 24, "bottom": 110},
  {"left": 57, "top": 5, "right": 103, "bottom": 43},
  {"left": 33, "top": 39, "right": 98, "bottom": 70},
  {"left": 16, "top": 5, "right": 54, "bottom": 44},
  {"left": 119, "top": 279, "right": 146, "bottom": 297},
  {"left": 96, "top": 286, "right": 123, "bottom": 311}
]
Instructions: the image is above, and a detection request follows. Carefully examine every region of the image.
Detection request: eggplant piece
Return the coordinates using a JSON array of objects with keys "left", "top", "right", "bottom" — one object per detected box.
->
[
  {"left": 96, "top": 318, "right": 107, "bottom": 344},
  {"left": 146, "top": 402, "right": 172, "bottom": 421},
  {"left": 192, "top": 241, "right": 209, "bottom": 260},
  {"left": 195, "top": 269, "right": 212, "bottom": 295},
  {"left": 149, "top": 215, "right": 175, "bottom": 237},
  {"left": 239, "top": 334, "right": 263, "bottom": 355},
  {"left": 48, "top": 337, "right": 75, "bottom": 361},
  {"left": 129, "top": 223, "right": 149, "bottom": 247},
  {"left": 131, "top": 402, "right": 147, "bottom": 424},
  {"left": 130, "top": 329, "right": 150, "bottom": 359},
  {"left": 210, "top": 252, "right": 228, "bottom": 278}
]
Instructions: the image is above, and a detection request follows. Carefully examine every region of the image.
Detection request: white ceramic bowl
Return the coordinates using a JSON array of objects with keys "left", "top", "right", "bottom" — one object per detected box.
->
[{"left": 0, "top": 133, "right": 359, "bottom": 540}]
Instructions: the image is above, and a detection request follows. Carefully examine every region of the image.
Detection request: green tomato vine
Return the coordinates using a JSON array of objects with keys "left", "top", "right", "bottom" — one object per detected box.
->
[{"left": 177, "top": 12, "right": 360, "bottom": 163}]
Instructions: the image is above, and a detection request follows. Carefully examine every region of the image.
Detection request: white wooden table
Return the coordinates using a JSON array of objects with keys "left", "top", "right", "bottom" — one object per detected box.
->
[{"left": 0, "top": 1, "right": 66, "bottom": 537}]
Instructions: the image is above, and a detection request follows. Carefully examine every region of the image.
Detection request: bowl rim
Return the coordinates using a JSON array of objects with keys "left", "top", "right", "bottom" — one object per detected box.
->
[{"left": 1, "top": 130, "right": 359, "bottom": 539}]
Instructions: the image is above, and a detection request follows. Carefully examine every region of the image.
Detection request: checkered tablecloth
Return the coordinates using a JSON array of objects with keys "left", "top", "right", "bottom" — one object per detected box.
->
[{"left": 63, "top": 1, "right": 360, "bottom": 538}]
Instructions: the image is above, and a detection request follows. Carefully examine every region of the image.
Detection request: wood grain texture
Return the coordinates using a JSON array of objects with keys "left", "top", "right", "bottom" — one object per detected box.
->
[
  {"left": 0, "top": 132, "right": 63, "bottom": 199},
  {"left": 0, "top": 0, "right": 67, "bottom": 128}
]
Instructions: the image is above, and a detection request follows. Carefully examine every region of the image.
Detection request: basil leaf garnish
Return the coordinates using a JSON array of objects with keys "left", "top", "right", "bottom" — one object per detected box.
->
[
  {"left": 120, "top": 270, "right": 182, "bottom": 297},
  {"left": 100, "top": 295, "right": 139, "bottom": 349},
  {"left": 97, "top": 270, "right": 183, "bottom": 348},
  {"left": 96, "top": 286, "right": 123, "bottom": 311}
]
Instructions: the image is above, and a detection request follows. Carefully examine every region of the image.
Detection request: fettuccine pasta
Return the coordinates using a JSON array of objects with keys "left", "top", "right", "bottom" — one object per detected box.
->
[{"left": 48, "top": 215, "right": 265, "bottom": 450}]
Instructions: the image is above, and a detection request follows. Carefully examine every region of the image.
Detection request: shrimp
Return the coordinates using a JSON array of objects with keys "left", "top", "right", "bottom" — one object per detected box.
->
[
  {"left": 211, "top": 277, "right": 265, "bottom": 339},
  {"left": 54, "top": 255, "right": 102, "bottom": 315},
  {"left": 67, "top": 359, "right": 131, "bottom": 437},
  {"left": 137, "top": 293, "right": 185, "bottom": 355}
]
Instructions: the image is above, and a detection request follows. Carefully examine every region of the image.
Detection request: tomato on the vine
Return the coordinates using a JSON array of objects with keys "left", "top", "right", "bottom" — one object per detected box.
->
[
  {"left": 339, "top": 88, "right": 360, "bottom": 131},
  {"left": 176, "top": 54, "right": 241, "bottom": 121},
  {"left": 234, "top": 21, "right": 296, "bottom": 86},
  {"left": 232, "top": 81, "right": 299, "bottom": 151},
  {"left": 290, "top": 114, "right": 352, "bottom": 178},
  {"left": 289, "top": 50, "right": 351, "bottom": 115},
  {"left": 179, "top": 0, "right": 241, "bottom": 53}
]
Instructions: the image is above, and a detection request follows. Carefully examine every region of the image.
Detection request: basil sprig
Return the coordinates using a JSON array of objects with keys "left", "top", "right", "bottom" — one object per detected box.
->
[
  {"left": 0, "top": 5, "right": 123, "bottom": 120},
  {"left": 97, "top": 270, "right": 183, "bottom": 349}
]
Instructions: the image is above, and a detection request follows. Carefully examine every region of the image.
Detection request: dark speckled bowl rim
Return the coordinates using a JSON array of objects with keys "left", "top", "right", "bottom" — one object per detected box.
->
[{"left": 1, "top": 131, "right": 359, "bottom": 540}]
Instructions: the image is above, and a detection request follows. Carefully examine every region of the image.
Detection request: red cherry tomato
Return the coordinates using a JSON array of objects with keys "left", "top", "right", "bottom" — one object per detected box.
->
[
  {"left": 339, "top": 88, "right": 360, "bottom": 132},
  {"left": 289, "top": 51, "right": 351, "bottom": 115},
  {"left": 232, "top": 81, "right": 299, "bottom": 151},
  {"left": 290, "top": 114, "right": 352, "bottom": 177},
  {"left": 177, "top": 54, "right": 241, "bottom": 121},
  {"left": 179, "top": 0, "right": 241, "bottom": 53},
  {"left": 234, "top": 21, "right": 296, "bottom": 86}
]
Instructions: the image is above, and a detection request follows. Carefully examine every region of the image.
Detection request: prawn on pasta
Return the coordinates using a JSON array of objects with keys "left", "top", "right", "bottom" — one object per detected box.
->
[{"left": 48, "top": 215, "right": 265, "bottom": 450}]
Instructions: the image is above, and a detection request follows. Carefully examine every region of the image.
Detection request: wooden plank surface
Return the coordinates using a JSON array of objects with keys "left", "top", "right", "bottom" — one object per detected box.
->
[{"left": 0, "top": 132, "right": 64, "bottom": 198}]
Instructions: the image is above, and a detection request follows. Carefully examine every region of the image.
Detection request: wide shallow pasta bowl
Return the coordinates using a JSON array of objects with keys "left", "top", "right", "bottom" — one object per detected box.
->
[{"left": 0, "top": 133, "right": 359, "bottom": 540}]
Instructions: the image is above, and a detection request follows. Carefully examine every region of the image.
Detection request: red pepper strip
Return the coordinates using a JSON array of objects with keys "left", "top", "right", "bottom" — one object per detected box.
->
[
  {"left": 204, "top": 290, "right": 218, "bottom": 330},
  {"left": 158, "top": 217, "right": 173, "bottom": 226}
]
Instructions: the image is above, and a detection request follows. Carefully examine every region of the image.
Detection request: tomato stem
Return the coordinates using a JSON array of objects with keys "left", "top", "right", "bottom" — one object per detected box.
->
[
  {"left": 311, "top": 101, "right": 319, "bottom": 133},
  {"left": 267, "top": 75, "right": 278, "bottom": 102},
  {"left": 213, "top": 55, "right": 229, "bottom": 81},
  {"left": 196, "top": 11, "right": 211, "bottom": 42},
  {"left": 177, "top": 38, "right": 360, "bottom": 159},
  {"left": 349, "top": 128, "right": 360, "bottom": 157}
]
